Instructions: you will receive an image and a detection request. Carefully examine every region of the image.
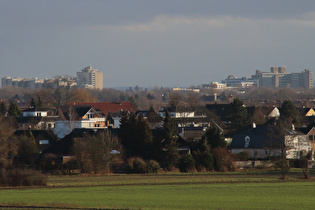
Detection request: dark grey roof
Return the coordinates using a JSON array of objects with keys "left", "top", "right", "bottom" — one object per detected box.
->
[
  {"left": 230, "top": 122, "right": 304, "bottom": 150},
  {"left": 16, "top": 116, "right": 42, "bottom": 124},
  {"left": 42, "top": 128, "right": 109, "bottom": 156},
  {"left": 58, "top": 105, "right": 93, "bottom": 120},
  {"left": 22, "top": 107, "right": 50, "bottom": 112},
  {"left": 229, "top": 125, "right": 272, "bottom": 149}
]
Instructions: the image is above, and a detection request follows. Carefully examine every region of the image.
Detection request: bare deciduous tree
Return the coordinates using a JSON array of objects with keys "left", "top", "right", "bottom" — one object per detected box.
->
[
  {"left": 74, "top": 131, "right": 123, "bottom": 174},
  {"left": 70, "top": 89, "right": 97, "bottom": 103},
  {"left": 267, "top": 120, "right": 291, "bottom": 179},
  {"left": 0, "top": 116, "right": 18, "bottom": 169}
]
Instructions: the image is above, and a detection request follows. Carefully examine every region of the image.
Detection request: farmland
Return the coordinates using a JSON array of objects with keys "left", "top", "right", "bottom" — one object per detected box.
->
[{"left": 1, "top": 170, "right": 315, "bottom": 209}]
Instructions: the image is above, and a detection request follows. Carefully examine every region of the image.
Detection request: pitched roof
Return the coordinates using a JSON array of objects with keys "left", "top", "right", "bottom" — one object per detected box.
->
[
  {"left": 57, "top": 105, "right": 94, "bottom": 120},
  {"left": 298, "top": 108, "right": 315, "bottom": 117},
  {"left": 67, "top": 102, "right": 136, "bottom": 115},
  {"left": 229, "top": 124, "right": 272, "bottom": 149},
  {"left": 246, "top": 106, "right": 279, "bottom": 118},
  {"left": 230, "top": 121, "right": 304, "bottom": 150}
]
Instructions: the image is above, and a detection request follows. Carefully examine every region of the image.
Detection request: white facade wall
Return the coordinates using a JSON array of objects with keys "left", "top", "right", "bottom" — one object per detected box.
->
[
  {"left": 53, "top": 117, "right": 106, "bottom": 138},
  {"left": 23, "top": 111, "right": 48, "bottom": 117}
]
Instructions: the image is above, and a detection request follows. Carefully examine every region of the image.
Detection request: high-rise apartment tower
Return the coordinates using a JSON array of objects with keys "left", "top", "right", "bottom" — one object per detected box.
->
[{"left": 77, "top": 66, "right": 103, "bottom": 89}]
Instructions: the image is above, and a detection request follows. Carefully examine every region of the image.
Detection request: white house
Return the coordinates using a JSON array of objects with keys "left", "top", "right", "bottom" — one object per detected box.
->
[{"left": 53, "top": 105, "right": 106, "bottom": 138}]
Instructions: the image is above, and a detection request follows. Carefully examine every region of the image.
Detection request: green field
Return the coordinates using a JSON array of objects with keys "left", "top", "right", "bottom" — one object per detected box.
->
[{"left": 1, "top": 170, "right": 315, "bottom": 209}]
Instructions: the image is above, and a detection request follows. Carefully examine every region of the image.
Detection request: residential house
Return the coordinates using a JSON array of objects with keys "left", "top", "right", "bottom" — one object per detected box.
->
[
  {"left": 159, "top": 106, "right": 196, "bottom": 118},
  {"left": 14, "top": 129, "right": 58, "bottom": 153},
  {"left": 301, "top": 127, "right": 315, "bottom": 160},
  {"left": 17, "top": 107, "right": 58, "bottom": 130},
  {"left": 230, "top": 122, "right": 311, "bottom": 160},
  {"left": 159, "top": 106, "right": 223, "bottom": 143},
  {"left": 67, "top": 102, "right": 136, "bottom": 128},
  {"left": 43, "top": 128, "right": 117, "bottom": 164},
  {"left": 136, "top": 110, "right": 163, "bottom": 129},
  {"left": 53, "top": 105, "right": 106, "bottom": 138}
]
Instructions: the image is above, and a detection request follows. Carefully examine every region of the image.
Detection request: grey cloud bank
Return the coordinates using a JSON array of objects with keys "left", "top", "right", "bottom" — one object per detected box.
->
[{"left": 1, "top": 0, "right": 315, "bottom": 88}]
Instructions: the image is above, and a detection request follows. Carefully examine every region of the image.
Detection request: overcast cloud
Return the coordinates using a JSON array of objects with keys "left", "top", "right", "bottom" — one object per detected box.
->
[{"left": 1, "top": 0, "right": 315, "bottom": 88}]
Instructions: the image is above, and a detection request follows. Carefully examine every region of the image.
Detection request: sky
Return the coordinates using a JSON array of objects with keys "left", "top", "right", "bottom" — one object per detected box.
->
[{"left": 1, "top": 0, "right": 315, "bottom": 88}]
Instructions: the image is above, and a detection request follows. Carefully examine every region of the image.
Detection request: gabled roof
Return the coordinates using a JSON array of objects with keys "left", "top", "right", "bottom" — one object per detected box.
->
[
  {"left": 306, "top": 127, "right": 315, "bottom": 135},
  {"left": 229, "top": 124, "right": 272, "bottom": 149},
  {"left": 246, "top": 106, "right": 280, "bottom": 118},
  {"left": 230, "top": 122, "right": 305, "bottom": 150},
  {"left": 67, "top": 102, "right": 136, "bottom": 115},
  {"left": 299, "top": 108, "right": 315, "bottom": 117},
  {"left": 57, "top": 105, "right": 101, "bottom": 120}
]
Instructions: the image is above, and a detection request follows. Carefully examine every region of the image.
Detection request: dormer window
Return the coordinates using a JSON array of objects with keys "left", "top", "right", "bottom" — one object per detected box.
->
[{"left": 245, "top": 136, "right": 250, "bottom": 148}]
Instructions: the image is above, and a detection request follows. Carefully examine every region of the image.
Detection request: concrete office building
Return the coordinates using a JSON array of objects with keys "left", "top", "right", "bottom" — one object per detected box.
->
[
  {"left": 251, "top": 67, "right": 313, "bottom": 89},
  {"left": 222, "top": 75, "right": 258, "bottom": 88},
  {"left": 77, "top": 66, "right": 103, "bottom": 90}
]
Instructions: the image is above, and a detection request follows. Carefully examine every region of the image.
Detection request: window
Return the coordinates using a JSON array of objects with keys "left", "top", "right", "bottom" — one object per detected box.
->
[
  {"left": 39, "top": 140, "right": 49, "bottom": 145},
  {"left": 310, "top": 135, "right": 314, "bottom": 141},
  {"left": 95, "top": 123, "right": 100, "bottom": 127}
]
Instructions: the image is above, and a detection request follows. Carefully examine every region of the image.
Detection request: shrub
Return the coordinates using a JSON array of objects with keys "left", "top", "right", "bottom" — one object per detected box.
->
[
  {"left": 0, "top": 168, "right": 47, "bottom": 186},
  {"left": 196, "top": 152, "right": 214, "bottom": 171},
  {"left": 178, "top": 154, "right": 195, "bottom": 173},
  {"left": 133, "top": 157, "right": 148, "bottom": 174},
  {"left": 212, "top": 148, "right": 235, "bottom": 172},
  {"left": 147, "top": 160, "right": 160, "bottom": 174}
]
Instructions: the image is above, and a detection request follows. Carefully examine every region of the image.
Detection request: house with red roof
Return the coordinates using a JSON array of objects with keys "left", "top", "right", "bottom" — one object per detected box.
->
[{"left": 68, "top": 101, "right": 136, "bottom": 128}]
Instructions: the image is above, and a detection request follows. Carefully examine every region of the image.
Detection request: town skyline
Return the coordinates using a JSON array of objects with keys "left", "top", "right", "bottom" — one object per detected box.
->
[
  {"left": 1, "top": 1, "right": 315, "bottom": 88},
  {"left": 2, "top": 65, "right": 313, "bottom": 90}
]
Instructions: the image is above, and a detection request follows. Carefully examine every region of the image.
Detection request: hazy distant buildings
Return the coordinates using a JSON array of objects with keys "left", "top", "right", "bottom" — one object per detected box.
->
[
  {"left": 2, "top": 66, "right": 103, "bottom": 90},
  {"left": 77, "top": 66, "right": 103, "bottom": 90},
  {"left": 210, "top": 82, "right": 227, "bottom": 89},
  {"left": 1, "top": 76, "right": 77, "bottom": 89},
  {"left": 221, "top": 75, "right": 258, "bottom": 88},
  {"left": 2, "top": 77, "right": 38, "bottom": 88},
  {"left": 220, "top": 67, "right": 313, "bottom": 89},
  {"left": 251, "top": 67, "right": 313, "bottom": 89}
]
